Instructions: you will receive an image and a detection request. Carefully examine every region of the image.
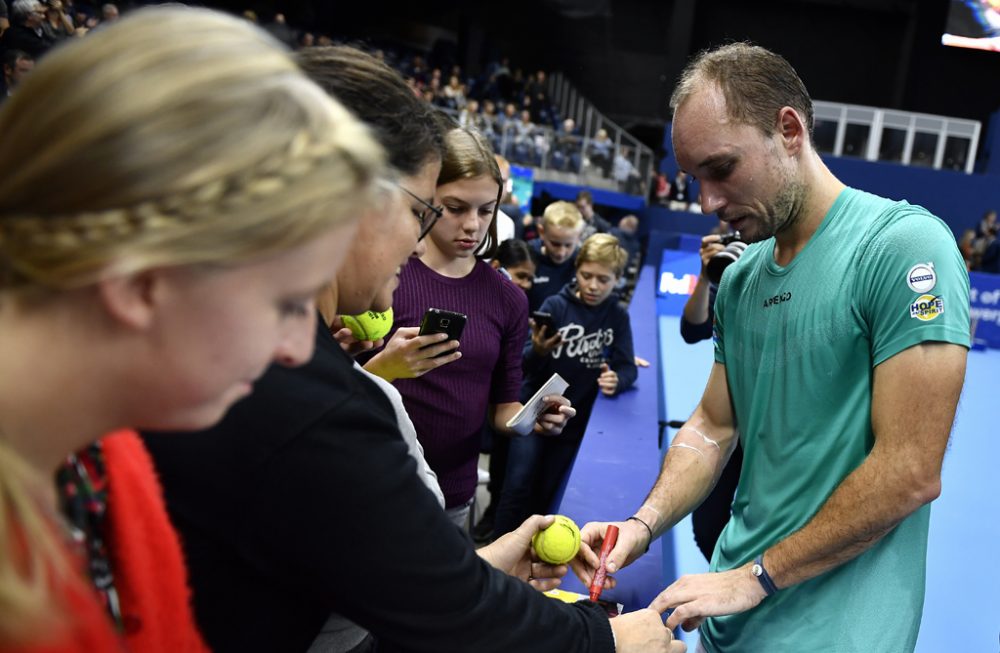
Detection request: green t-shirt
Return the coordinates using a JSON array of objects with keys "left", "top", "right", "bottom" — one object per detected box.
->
[{"left": 703, "top": 188, "right": 970, "bottom": 652}]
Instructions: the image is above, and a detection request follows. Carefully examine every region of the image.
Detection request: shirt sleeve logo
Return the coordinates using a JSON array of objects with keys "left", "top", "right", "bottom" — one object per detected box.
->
[
  {"left": 906, "top": 263, "right": 936, "bottom": 294},
  {"left": 909, "top": 294, "right": 944, "bottom": 321}
]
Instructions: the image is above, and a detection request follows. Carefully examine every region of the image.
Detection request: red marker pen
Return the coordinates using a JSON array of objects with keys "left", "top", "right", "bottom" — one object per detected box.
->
[{"left": 589, "top": 524, "right": 619, "bottom": 602}]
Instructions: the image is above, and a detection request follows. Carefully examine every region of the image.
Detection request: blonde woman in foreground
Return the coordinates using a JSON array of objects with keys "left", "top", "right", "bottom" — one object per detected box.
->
[{"left": 0, "top": 7, "right": 383, "bottom": 652}]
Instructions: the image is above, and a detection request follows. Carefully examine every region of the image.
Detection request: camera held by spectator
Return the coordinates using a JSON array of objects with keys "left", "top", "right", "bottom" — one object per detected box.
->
[{"left": 706, "top": 231, "right": 746, "bottom": 285}]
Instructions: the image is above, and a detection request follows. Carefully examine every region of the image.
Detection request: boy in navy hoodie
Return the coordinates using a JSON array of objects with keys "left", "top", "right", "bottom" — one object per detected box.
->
[
  {"left": 527, "top": 200, "right": 584, "bottom": 312},
  {"left": 494, "top": 234, "right": 637, "bottom": 537}
]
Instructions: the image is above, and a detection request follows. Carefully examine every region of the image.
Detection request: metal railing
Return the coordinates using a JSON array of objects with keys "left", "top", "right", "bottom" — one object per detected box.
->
[
  {"left": 544, "top": 72, "right": 655, "bottom": 195},
  {"left": 812, "top": 100, "right": 981, "bottom": 174}
]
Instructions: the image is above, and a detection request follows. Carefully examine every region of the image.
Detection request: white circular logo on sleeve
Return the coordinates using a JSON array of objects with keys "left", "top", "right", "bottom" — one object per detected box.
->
[{"left": 906, "top": 263, "right": 936, "bottom": 293}]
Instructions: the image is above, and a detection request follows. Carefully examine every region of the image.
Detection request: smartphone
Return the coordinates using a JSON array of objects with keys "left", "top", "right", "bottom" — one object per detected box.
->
[
  {"left": 418, "top": 308, "right": 467, "bottom": 355},
  {"left": 531, "top": 311, "right": 556, "bottom": 336}
]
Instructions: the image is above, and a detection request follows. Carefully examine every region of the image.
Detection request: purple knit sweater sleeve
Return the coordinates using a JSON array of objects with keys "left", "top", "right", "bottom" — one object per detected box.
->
[{"left": 388, "top": 259, "right": 529, "bottom": 508}]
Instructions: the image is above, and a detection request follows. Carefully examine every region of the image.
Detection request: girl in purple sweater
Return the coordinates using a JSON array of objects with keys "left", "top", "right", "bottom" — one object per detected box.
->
[{"left": 364, "top": 128, "right": 576, "bottom": 527}]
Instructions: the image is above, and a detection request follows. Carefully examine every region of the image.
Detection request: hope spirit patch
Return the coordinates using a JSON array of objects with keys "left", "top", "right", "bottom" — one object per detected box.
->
[{"left": 909, "top": 294, "right": 944, "bottom": 321}]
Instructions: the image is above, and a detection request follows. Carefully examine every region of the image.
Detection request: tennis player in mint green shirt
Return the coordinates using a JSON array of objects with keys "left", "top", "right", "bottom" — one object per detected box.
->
[{"left": 575, "top": 43, "right": 969, "bottom": 653}]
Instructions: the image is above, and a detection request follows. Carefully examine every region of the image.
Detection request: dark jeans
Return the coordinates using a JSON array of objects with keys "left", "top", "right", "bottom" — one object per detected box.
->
[
  {"left": 481, "top": 432, "right": 509, "bottom": 518},
  {"left": 493, "top": 433, "right": 581, "bottom": 538},
  {"left": 691, "top": 440, "right": 743, "bottom": 561}
]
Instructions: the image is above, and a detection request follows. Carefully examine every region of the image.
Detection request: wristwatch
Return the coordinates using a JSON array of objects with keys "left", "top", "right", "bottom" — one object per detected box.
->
[{"left": 750, "top": 554, "right": 779, "bottom": 596}]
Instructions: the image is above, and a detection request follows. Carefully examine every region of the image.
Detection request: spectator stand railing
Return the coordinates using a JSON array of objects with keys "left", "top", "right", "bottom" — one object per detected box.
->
[{"left": 812, "top": 100, "right": 981, "bottom": 174}]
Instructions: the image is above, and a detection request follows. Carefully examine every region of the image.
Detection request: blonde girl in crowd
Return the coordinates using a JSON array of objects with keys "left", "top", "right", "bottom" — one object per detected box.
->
[
  {"left": 363, "top": 128, "right": 575, "bottom": 528},
  {"left": 0, "top": 7, "right": 383, "bottom": 651}
]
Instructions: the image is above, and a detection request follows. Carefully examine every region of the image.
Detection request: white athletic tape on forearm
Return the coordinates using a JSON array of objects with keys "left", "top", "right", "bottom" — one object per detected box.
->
[
  {"left": 677, "top": 425, "right": 721, "bottom": 450},
  {"left": 639, "top": 503, "right": 662, "bottom": 520},
  {"left": 669, "top": 443, "right": 708, "bottom": 459}
]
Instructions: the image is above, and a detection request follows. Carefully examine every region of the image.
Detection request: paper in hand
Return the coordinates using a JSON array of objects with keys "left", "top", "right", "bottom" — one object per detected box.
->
[{"left": 505, "top": 373, "right": 569, "bottom": 435}]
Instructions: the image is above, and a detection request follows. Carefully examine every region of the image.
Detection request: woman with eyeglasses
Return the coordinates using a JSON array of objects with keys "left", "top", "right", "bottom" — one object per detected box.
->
[
  {"left": 0, "top": 8, "right": 384, "bottom": 651},
  {"left": 143, "top": 50, "right": 681, "bottom": 653},
  {"left": 362, "top": 127, "right": 577, "bottom": 530}
]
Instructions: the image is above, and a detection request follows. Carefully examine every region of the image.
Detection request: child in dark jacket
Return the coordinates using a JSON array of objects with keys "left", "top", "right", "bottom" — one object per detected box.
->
[{"left": 493, "top": 234, "right": 637, "bottom": 537}]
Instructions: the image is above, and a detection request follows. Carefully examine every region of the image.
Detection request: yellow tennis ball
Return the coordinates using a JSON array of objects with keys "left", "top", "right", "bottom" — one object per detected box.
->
[
  {"left": 340, "top": 307, "right": 393, "bottom": 342},
  {"left": 532, "top": 515, "right": 581, "bottom": 565}
]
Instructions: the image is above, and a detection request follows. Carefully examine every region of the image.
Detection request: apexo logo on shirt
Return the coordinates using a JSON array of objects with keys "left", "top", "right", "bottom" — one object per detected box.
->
[
  {"left": 906, "top": 262, "right": 936, "bottom": 294},
  {"left": 910, "top": 294, "right": 944, "bottom": 321},
  {"left": 762, "top": 291, "right": 792, "bottom": 309}
]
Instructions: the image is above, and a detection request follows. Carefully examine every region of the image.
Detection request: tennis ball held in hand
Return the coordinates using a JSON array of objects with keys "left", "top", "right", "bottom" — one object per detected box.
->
[
  {"left": 532, "top": 515, "right": 581, "bottom": 565},
  {"left": 341, "top": 308, "right": 393, "bottom": 342}
]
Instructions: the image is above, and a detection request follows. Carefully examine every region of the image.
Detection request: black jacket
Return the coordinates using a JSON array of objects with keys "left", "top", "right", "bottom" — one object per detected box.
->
[
  {"left": 1, "top": 23, "right": 56, "bottom": 59},
  {"left": 143, "top": 320, "right": 614, "bottom": 653}
]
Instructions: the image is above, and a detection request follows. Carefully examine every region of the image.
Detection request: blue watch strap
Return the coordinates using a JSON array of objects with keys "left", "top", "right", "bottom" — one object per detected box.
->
[{"left": 753, "top": 554, "right": 779, "bottom": 595}]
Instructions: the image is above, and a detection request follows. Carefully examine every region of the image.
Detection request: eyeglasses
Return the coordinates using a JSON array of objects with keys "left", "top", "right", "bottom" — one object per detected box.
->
[{"left": 397, "top": 185, "right": 444, "bottom": 240}]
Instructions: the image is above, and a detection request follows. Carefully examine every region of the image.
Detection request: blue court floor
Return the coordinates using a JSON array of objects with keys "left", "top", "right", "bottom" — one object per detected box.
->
[{"left": 657, "top": 319, "right": 1000, "bottom": 652}]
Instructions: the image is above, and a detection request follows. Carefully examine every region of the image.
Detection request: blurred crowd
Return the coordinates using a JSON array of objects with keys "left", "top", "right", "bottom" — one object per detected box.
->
[{"left": 960, "top": 209, "right": 999, "bottom": 273}]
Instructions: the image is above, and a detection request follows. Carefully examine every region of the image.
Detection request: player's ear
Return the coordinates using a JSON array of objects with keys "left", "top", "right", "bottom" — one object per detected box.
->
[{"left": 776, "top": 106, "right": 805, "bottom": 157}]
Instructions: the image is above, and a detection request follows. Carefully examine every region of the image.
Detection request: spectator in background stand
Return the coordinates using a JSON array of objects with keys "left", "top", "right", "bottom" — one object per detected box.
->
[
  {"left": 44, "top": 0, "right": 74, "bottom": 40},
  {"left": 527, "top": 200, "right": 584, "bottom": 312},
  {"left": 667, "top": 169, "right": 691, "bottom": 211},
  {"left": 264, "top": 12, "right": 295, "bottom": 48},
  {"left": 611, "top": 215, "right": 641, "bottom": 268},
  {"left": 588, "top": 128, "right": 613, "bottom": 177},
  {"left": 443, "top": 73, "right": 466, "bottom": 110},
  {"left": 973, "top": 209, "right": 998, "bottom": 271},
  {"left": 482, "top": 98, "right": 498, "bottom": 126},
  {"left": 975, "top": 208, "right": 997, "bottom": 240},
  {"left": 101, "top": 3, "right": 118, "bottom": 23},
  {"left": 981, "top": 234, "right": 1000, "bottom": 273},
  {"left": 0, "top": 48, "right": 33, "bottom": 102},
  {"left": 298, "top": 31, "right": 315, "bottom": 48},
  {"left": 613, "top": 147, "right": 642, "bottom": 195},
  {"left": 555, "top": 118, "right": 582, "bottom": 172},
  {"left": 497, "top": 102, "right": 518, "bottom": 131},
  {"left": 459, "top": 98, "right": 483, "bottom": 133},
  {"left": 611, "top": 215, "right": 643, "bottom": 306},
  {"left": 513, "top": 110, "right": 537, "bottom": 164},
  {"left": 495, "top": 154, "right": 523, "bottom": 242},
  {"left": 959, "top": 229, "right": 978, "bottom": 271},
  {"left": 653, "top": 172, "right": 670, "bottom": 205},
  {"left": 2, "top": 0, "right": 58, "bottom": 59},
  {"left": 576, "top": 189, "right": 612, "bottom": 240}
]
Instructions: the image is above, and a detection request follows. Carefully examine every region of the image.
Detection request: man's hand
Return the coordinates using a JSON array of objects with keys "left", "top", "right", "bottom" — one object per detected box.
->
[
  {"left": 362, "top": 327, "right": 460, "bottom": 382},
  {"left": 570, "top": 518, "right": 649, "bottom": 588},
  {"left": 609, "top": 609, "right": 687, "bottom": 653},
  {"left": 533, "top": 395, "right": 576, "bottom": 436},
  {"left": 530, "top": 320, "right": 562, "bottom": 356},
  {"left": 597, "top": 363, "right": 618, "bottom": 396},
  {"left": 634, "top": 355, "right": 651, "bottom": 368},
  {"left": 650, "top": 565, "right": 766, "bottom": 632},
  {"left": 477, "top": 514, "right": 567, "bottom": 592}
]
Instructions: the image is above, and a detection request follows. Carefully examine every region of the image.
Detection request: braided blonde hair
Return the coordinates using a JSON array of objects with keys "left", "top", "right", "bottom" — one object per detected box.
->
[
  {"left": 0, "top": 6, "right": 384, "bottom": 643},
  {"left": 0, "top": 6, "right": 384, "bottom": 292}
]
